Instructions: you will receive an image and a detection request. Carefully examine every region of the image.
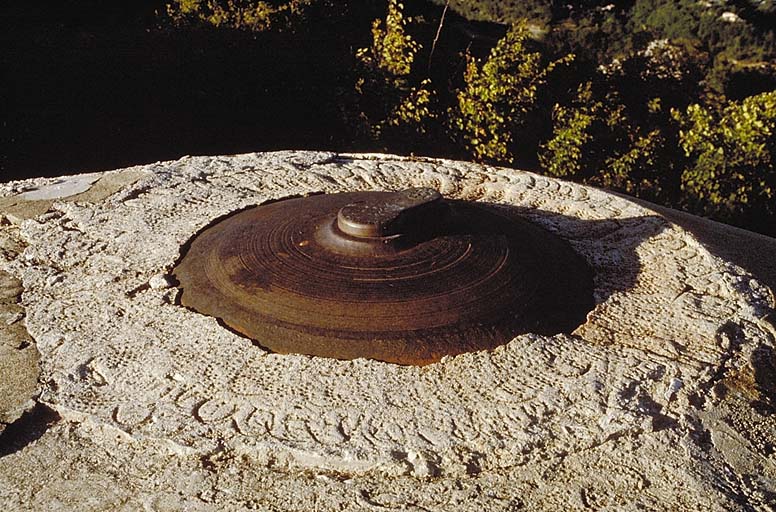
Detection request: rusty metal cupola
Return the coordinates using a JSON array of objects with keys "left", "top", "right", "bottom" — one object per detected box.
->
[{"left": 173, "top": 188, "right": 594, "bottom": 365}]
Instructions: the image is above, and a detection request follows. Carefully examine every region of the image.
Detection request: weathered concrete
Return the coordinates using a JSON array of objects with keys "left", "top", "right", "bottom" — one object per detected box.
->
[
  {"left": 0, "top": 151, "right": 774, "bottom": 510},
  {"left": 0, "top": 167, "right": 144, "bottom": 437},
  {"left": 0, "top": 269, "right": 38, "bottom": 433},
  {"left": 618, "top": 192, "right": 776, "bottom": 295},
  {"left": 0, "top": 169, "right": 144, "bottom": 224}
]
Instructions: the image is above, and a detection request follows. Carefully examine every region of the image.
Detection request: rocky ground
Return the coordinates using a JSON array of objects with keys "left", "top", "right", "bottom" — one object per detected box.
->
[{"left": 0, "top": 152, "right": 774, "bottom": 510}]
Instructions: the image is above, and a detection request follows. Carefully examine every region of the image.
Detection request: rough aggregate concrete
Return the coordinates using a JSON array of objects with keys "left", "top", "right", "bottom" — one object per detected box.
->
[
  {"left": 0, "top": 168, "right": 144, "bottom": 437},
  {"left": 0, "top": 269, "right": 38, "bottom": 433},
  {"left": 0, "top": 169, "right": 144, "bottom": 223},
  {"left": 0, "top": 151, "right": 774, "bottom": 510}
]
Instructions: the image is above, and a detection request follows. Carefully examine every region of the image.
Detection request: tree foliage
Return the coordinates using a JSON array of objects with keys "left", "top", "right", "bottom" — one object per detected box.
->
[
  {"left": 166, "top": 0, "right": 314, "bottom": 31},
  {"left": 538, "top": 38, "right": 709, "bottom": 204},
  {"left": 351, "top": 0, "right": 435, "bottom": 144},
  {"left": 674, "top": 91, "right": 776, "bottom": 221},
  {"left": 154, "top": 0, "right": 776, "bottom": 234},
  {"left": 356, "top": 0, "right": 419, "bottom": 77},
  {"left": 428, "top": 0, "right": 553, "bottom": 24},
  {"left": 450, "top": 21, "right": 573, "bottom": 163},
  {"left": 539, "top": 82, "right": 601, "bottom": 181},
  {"left": 539, "top": 83, "right": 676, "bottom": 201}
]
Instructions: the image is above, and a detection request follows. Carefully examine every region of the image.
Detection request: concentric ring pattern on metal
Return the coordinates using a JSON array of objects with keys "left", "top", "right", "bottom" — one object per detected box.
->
[{"left": 173, "top": 188, "right": 594, "bottom": 365}]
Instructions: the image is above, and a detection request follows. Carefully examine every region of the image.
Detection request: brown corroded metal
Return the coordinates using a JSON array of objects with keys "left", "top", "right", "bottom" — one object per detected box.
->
[{"left": 173, "top": 188, "right": 594, "bottom": 366}]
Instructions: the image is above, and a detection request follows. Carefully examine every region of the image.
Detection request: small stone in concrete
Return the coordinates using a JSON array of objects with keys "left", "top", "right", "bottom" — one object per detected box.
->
[
  {"left": 3, "top": 312, "right": 22, "bottom": 325},
  {"left": 664, "top": 377, "right": 683, "bottom": 401},
  {"left": 18, "top": 173, "right": 101, "bottom": 201},
  {"left": 149, "top": 274, "right": 175, "bottom": 290}
]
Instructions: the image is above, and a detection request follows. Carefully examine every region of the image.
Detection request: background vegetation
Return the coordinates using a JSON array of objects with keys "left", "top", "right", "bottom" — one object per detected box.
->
[{"left": 2, "top": 0, "right": 775, "bottom": 235}]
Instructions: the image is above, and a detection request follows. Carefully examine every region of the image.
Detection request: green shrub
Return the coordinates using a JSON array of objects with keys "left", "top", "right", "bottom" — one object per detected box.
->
[
  {"left": 427, "top": 0, "right": 553, "bottom": 24},
  {"left": 539, "top": 79, "right": 682, "bottom": 204},
  {"left": 449, "top": 21, "right": 573, "bottom": 164},
  {"left": 165, "top": 0, "right": 314, "bottom": 31},
  {"left": 352, "top": 0, "right": 435, "bottom": 143},
  {"left": 673, "top": 90, "right": 776, "bottom": 221}
]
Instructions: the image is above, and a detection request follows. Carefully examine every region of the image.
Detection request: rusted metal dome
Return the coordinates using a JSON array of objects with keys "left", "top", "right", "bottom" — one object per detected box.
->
[{"left": 173, "top": 188, "right": 594, "bottom": 365}]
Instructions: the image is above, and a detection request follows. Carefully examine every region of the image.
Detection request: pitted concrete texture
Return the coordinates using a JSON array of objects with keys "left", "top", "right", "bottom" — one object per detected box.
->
[
  {"left": 0, "top": 151, "right": 775, "bottom": 510},
  {"left": 0, "top": 269, "right": 38, "bottom": 433}
]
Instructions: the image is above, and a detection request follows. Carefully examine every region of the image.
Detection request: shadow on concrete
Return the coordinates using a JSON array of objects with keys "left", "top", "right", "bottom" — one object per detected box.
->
[
  {"left": 0, "top": 403, "right": 60, "bottom": 458},
  {"left": 485, "top": 203, "right": 666, "bottom": 302},
  {"left": 613, "top": 193, "right": 776, "bottom": 295},
  {"left": 751, "top": 344, "right": 776, "bottom": 416}
]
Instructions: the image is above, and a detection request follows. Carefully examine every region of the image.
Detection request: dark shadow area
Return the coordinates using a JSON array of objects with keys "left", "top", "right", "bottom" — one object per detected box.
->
[
  {"left": 0, "top": 402, "right": 61, "bottom": 458},
  {"left": 1, "top": 2, "right": 363, "bottom": 179},
  {"left": 751, "top": 344, "right": 776, "bottom": 416},
  {"left": 0, "top": 1, "right": 497, "bottom": 181},
  {"left": 495, "top": 204, "right": 666, "bottom": 302},
  {"left": 2, "top": 16, "right": 357, "bottom": 179},
  {"left": 616, "top": 193, "right": 776, "bottom": 294}
]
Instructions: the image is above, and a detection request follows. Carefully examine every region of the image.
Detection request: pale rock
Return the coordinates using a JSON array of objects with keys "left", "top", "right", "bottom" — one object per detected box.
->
[{"left": 0, "top": 151, "right": 774, "bottom": 511}]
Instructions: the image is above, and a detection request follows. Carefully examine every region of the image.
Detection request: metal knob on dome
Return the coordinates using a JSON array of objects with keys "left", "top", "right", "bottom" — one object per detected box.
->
[
  {"left": 336, "top": 188, "right": 443, "bottom": 239},
  {"left": 173, "top": 188, "right": 594, "bottom": 366}
]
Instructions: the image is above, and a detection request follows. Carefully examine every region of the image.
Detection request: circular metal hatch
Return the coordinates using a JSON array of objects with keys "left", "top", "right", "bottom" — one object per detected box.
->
[{"left": 173, "top": 188, "right": 594, "bottom": 366}]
